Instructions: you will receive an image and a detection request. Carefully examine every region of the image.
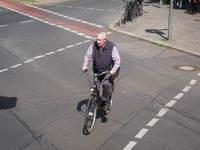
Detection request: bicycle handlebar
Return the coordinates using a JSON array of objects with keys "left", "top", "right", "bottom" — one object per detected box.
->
[{"left": 83, "top": 69, "right": 109, "bottom": 77}]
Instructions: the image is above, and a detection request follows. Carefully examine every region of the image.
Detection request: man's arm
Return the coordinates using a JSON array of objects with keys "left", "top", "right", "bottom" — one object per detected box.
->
[
  {"left": 82, "top": 43, "right": 93, "bottom": 71},
  {"left": 110, "top": 46, "right": 120, "bottom": 75}
]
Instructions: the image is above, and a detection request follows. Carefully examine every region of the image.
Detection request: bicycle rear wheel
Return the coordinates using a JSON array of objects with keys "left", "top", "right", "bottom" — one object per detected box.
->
[{"left": 85, "top": 96, "right": 97, "bottom": 134}]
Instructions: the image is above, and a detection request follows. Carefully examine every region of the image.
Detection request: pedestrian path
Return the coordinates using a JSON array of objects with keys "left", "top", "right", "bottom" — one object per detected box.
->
[{"left": 109, "top": 2, "right": 200, "bottom": 57}]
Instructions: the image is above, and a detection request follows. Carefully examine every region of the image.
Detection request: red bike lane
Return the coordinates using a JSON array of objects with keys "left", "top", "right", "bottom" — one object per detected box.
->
[{"left": 0, "top": 0, "right": 109, "bottom": 37}]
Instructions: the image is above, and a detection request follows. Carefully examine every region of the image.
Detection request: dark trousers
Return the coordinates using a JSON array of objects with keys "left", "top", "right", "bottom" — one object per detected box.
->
[
  {"left": 96, "top": 72, "right": 112, "bottom": 102},
  {"left": 192, "top": 2, "right": 198, "bottom": 13}
]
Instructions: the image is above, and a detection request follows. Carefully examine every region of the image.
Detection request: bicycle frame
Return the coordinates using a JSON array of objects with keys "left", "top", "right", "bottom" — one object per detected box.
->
[{"left": 83, "top": 69, "right": 111, "bottom": 134}]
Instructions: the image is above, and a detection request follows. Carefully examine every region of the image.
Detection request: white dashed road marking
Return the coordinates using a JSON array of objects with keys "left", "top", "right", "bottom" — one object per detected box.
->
[
  {"left": 24, "top": 59, "right": 34, "bottom": 63},
  {"left": 20, "top": 20, "right": 34, "bottom": 24},
  {"left": 146, "top": 118, "right": 159, "bottom": 127},
  {"left": 123, "top": 72, "right": 198, "bottom": 149},
  {"left": 0, "top": 24, "right": 9, "bottom": 28},
  {"left": 45, "top": 52, "right": 56, "bottom": 55},
  {"left": 34, "top": 55, "right": 45, "bottom": 59},
  {"left": 0, "top": 69, "right": 9, "bottom": 73},
  {"left": 10, "top": 64, "right": 22, "bottom": 69},
  {"left": 174, "top": 93, "right": 184, "bottom": 100},
  {"left": 189, "top": 79, "right": 197, "bottom": 85},
  {"left": 165, "top": 100, "right": 177, "bottom": 107},
  {"left": 135, "top": 128, "right": 149, "bottom": 139},
  {"left": 123, "top": 141, "right": 137, "bottom": 150},
  {"left": 156, "top": 108, "right": 169, "bottom": 117},
  {"left": 0, "top": 40, "right": 91, "bottom": 74},
  {"left": 182, "top": 86, "right": 192, "bottom": 92}
]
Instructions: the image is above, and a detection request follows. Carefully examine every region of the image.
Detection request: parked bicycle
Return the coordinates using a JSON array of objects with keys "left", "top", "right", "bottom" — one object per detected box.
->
[
  {"left": 83, "top": 69, "right": 114, "bottom": 134},
  {"left": 123, "top": 0, "right": 143, "bottom": 24}
]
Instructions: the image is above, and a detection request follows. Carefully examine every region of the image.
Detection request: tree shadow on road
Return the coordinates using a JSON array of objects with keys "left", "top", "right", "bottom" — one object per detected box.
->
[{"left": 0, "top": 96, "right": 17, "bottom": 109}]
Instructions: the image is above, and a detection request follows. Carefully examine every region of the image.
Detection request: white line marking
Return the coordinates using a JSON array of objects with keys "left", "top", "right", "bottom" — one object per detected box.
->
[
  {"left": 135, "top": 128, "right": 149, "bottom": 139},
  {"left": 45, "top": 51, "right": 55, "bottom": 55},
  {"left": 182, "top": 86, "right": 192, "bottom": 92},
  {"left": 20, "top": 20, "right": 34, "bottom": 24},
  {"left": 66, "top": 45, "right": 75, "bottom": 48},
  {"left": 86, "top": 8, "right": 94, "bottom": 10},
  {"left": 189, "top": 79, "right": 197, "bottom": 85},
  {"left": 34, "top": 55, "right": 45, "bottom": 59},
  {"left": 84, "top": 35, "right": 93, "bottom": 39},
  {"left": 146, "top": 118, "right": 159, "bottom": 127},
  {"left": 0, "top": 24, "right": 9, "bottom": 28},
  {"left": 0, "top": 69, "right": 9, "bottom": 73},
  {"left": 174, "top": 93, "right": 184, "bottom": 100},
  {"left": 165, "top": 100, "right": 177, "bottom": 107},
  {"left": 10, "top": 64, "right": 22, "bottom": 68},
  {"left": 24, "top": 59, "right": 34, "bottom": 63},
  {"left": 76, "top": 32, "right": 85, "bottom": 36},
  {"left": 75, "top": 42, "right": 83, "bottom": 45},
  {"left": 123, "top": 141, "right": 137, "bottom": 150},
  {"left": 76, "top": 7, "right": 84, "bottom": 9},
  {"left": 24, "top": 4, "right": 105, "bottom": 34},
  {"left": 96, "top": 9, "right": 104, "bottom": 11},
  {"left": 84, "top": 40, "right": 91, "bottom": 43},
  {"left": 56, "top": 48, "right": 65, "bottom": 52},
  {"left": 156, "top": 108, "right": 169, "bottom": 117},
  {"left": 198, "top": 72, "right": 200, "bottom": 76},
  {"left": 65, "top": 6, "right": 73, "bottom": 8}
]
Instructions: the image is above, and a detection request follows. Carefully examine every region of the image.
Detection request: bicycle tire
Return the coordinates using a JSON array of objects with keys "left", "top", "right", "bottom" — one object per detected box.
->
[
  {"left": 84, "top": 96, "right": 97, "bottom": 134},
  {"left": 130, "top": 4, "right": 138, "bottom": 21},
  {"left": 124, "top": 6, "right": 129, "bottom": 23}
]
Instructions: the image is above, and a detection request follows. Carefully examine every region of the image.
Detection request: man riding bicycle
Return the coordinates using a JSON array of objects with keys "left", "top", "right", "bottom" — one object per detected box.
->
[{"left": 82, "top": 32, "right": 121, "bottom": 112}]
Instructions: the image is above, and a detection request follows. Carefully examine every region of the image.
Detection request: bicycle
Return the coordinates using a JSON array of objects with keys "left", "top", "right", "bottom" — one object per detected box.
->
[
  {"left": 83, "top": 69, "right": 114, "bottom": 134},
  {"left": 123, "top": 0, "right": 143, "bottom": 24},
  {"left": 123, "top": 0, "right": 138, "bottom": 24}
]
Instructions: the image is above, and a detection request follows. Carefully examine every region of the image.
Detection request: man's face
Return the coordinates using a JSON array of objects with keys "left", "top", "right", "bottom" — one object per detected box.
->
[{"left": 96, "top": 35, "right": 106, "bottom": 48}]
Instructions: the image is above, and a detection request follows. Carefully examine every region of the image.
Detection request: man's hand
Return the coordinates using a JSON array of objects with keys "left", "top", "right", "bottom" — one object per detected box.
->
[
  {"left": 82, "top": 66, "right": 88, "bottom": 72},
  {"left": 110, "top": 69, "right": 116, "bottom": 75}
]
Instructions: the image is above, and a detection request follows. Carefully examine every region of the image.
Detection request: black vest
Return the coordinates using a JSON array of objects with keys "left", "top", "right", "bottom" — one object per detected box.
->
[{"left": 92, "top": 40, "right": 115, "bottom": 73}]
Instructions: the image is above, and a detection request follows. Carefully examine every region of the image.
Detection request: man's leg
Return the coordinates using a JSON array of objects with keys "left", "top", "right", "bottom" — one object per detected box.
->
[{"left": 101, "top": 73, "right": 112, "bottom": 102}]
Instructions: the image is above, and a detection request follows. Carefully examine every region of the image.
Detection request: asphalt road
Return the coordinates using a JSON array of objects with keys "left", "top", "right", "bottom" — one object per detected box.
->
[{"left": 0, "top": 0, "right": 200, "bottom": 150}]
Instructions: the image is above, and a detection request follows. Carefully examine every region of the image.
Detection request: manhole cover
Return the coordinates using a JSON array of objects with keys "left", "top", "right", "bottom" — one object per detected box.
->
[{"left": 173, "top": 65, "right": 199, "bottom": 71}]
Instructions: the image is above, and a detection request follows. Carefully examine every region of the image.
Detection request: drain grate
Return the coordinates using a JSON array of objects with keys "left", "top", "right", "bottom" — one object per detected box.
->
[{"left": 173, "top": 65, "right": 199, "bottom": 71}]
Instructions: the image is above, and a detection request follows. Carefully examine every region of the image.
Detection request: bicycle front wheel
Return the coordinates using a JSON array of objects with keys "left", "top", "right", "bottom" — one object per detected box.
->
[{"left": 84, "top": 96, "right": 97, "bottom": 134}]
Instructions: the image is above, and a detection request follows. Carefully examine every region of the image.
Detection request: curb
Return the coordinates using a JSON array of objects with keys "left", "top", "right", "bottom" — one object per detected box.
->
[{"left": 108, "top": 19, "right": 200, "bottom": 57}]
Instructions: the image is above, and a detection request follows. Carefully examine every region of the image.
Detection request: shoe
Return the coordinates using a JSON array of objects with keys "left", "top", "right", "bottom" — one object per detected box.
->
[{"left": 99, "top": 100, "right": 106, "bottom": 108}]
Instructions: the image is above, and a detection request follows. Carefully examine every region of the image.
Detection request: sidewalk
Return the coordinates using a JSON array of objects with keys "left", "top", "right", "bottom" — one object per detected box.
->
[{"left": 109, "top": 2, "right": 200, "bottom": 57}]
